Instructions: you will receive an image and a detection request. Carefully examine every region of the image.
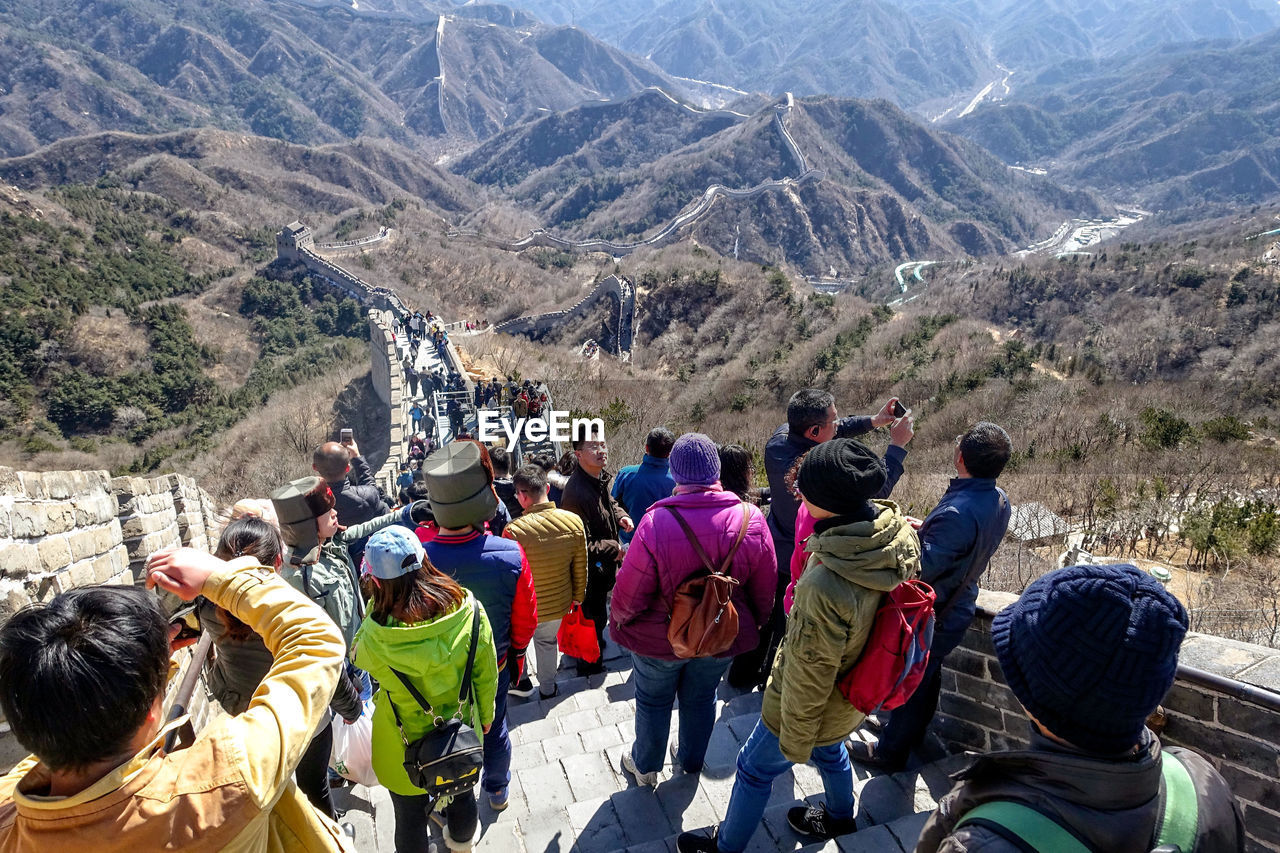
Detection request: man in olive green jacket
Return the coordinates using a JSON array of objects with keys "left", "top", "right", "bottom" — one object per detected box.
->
[
  {"left": 679, "top": 439, "right": 921, "bottom": 853},
  {"left": 502, "top": 464, "right": 588, "bottom": 698}
]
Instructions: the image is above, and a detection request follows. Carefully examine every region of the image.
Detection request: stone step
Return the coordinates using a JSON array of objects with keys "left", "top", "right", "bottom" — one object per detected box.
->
[{"left": 332, "top": 652, "right": 968, "bottom": 852}]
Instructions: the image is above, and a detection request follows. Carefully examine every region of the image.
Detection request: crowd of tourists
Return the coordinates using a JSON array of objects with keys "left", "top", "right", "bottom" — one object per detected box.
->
[{"left": 0, "top": 389, "right": 1246, "bottom": 852}]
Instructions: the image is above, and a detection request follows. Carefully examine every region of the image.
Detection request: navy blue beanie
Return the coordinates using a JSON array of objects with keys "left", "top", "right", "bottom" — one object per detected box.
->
[{"left": 992, "top": 563, "right": 1188, "bottom": 754}]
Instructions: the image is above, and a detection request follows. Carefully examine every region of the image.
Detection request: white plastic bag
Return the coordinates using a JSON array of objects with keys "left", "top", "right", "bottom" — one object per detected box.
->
[{"left": 330, "top": 699, "right": 379, "bottom": 788}]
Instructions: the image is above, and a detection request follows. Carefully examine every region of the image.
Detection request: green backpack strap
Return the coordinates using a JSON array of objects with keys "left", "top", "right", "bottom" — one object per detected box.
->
[
  {"left": 1156, "top": 751, "right": 1198, "bottom": 852},
  {"left": 955, "top": 801, "right": 1092, "bottom": 853}
]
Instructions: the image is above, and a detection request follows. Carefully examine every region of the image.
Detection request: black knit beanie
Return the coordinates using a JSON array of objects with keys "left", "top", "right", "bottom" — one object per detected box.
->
[
  {"left": 797, "top": 438, "right": 887, "bottom": 516},
  {"left": 992, "top": 563, "right": 1188, "bottom": 754}
]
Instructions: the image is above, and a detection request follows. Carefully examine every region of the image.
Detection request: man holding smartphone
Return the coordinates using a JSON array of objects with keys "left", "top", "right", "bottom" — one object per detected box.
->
[
  {"left": 312, "top": 432, "right": 388, "bottom": 566},
  {"left": 728, "top": 389, "right": 912, "bottom": 690}
]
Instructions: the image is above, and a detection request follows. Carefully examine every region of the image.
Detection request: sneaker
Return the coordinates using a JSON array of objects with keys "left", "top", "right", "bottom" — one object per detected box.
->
[
  {"left": 538, "top": 683, "right": 559, "bottom": 700},
  {"left": 620, "top": 749, "right": 659, "bottom": 788},
  {"left": 508, "top": 676, "right": 536, "bottom": 698},
  {"left": 577, "top": 660, "right": 606, "bottom": 677},
  {"left": 786, "top": 802, "right": 857, "bottom": 840},
  {"left": 488, "top": 788, "right": 509, "bottom": 811},
  {"left": 668, "top": 740, "right": 684, "bottom": 774},
  {"left": 676, "top": 827, "right": 721, "bottom": 853}
]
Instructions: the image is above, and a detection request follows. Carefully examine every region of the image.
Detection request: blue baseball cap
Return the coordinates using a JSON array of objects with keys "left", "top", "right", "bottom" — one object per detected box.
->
[{"left": 362, "top": 526, "right": 426, "bottom": 580}]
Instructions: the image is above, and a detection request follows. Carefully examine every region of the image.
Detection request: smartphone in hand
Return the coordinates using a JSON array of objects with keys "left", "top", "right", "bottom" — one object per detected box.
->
[{"left": 891, "top": 400, "right": 908, "bottom": 419}]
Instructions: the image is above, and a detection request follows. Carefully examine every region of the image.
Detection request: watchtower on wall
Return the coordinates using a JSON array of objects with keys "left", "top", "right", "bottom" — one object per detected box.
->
[{"left": 276, "top": 221, "right": 314, "bottom": 261}]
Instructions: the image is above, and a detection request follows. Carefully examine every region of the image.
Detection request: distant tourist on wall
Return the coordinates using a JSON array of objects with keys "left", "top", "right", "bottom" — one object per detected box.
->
[{"left": 916, "top": 563, "right": 1245, "bottom": 853}]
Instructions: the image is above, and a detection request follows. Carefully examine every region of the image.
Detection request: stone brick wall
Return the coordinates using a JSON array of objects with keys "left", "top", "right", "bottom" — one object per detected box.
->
[
  {"left": 938, "top": 589, "right": 1280, "bottom": 852},
  {"left": 0, "top": 468, "right": 129, "bottom": 621},
  {"left": 369, "top": 307, "right": 411, "bottom": 495},
  {"left": 0, "top": 467, "right": 221, "bottom": 770}
]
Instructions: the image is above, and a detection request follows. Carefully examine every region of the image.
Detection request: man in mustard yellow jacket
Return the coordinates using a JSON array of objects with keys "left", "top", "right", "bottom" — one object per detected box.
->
[
  {"left": 503, "top": 464, "right": 588, "bottom": 698},
  {"left": 0, "top": 548, "right": 352, "bottom": 852}
]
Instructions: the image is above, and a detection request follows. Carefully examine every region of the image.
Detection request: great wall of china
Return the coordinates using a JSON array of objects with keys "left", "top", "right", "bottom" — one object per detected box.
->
[{"left": 0, "top": 220, "right": 1278, "bottom": 849}]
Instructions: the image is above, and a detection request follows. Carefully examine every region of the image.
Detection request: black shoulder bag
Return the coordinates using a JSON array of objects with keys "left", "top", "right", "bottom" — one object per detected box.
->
[{"left": 388, "top": 600, "right": 485, "bottom": 799}]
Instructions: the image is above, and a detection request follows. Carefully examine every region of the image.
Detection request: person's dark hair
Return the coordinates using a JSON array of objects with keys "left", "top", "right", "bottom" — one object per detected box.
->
[
  {"left": 532, "top": 452, "right": 558, "bottom": 472},
  {"left": 959, "top": 422, "right": 1013, "bottom": 479},
  {"left": 718, "top": 444, "right": 754, "bottom": 502},
  {"left": 645, "top": 427, "right": 676, "bottom": 459},
  {"left": 0, "top": 585, "right": 170, "bottom": 771},
  {"left": 556, "top": 449, "right": 577, "bottom": 474},
  {"left": 787, "top": 388, "right": 835, "bottom": 437},
  {"left": 490, "top": 446, "right": 511, "bottom": 477},
  {"left": 406, "top": 477, "right": 431, "bottom": 503},
  {"left": 513, "top": 464, "right": 548, "bottom": 495},
  {"left": 368, "top": 558, "right": 465, "bottom": 626},
  {"left": 214, "top": 516, "right": 285, "bottom": 641},
  {"left": 312, "top": 442, "right": 350, "bottom": 480}
]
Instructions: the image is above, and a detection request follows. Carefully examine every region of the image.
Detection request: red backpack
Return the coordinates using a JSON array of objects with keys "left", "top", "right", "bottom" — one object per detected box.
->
[{"left": 837, "top": 579, "right": 936, "bottom": 714}]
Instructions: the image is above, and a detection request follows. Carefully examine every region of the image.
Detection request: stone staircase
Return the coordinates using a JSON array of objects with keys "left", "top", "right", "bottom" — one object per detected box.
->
[{"left": 333, "top": 644, "right": 961, "bottom": 852}]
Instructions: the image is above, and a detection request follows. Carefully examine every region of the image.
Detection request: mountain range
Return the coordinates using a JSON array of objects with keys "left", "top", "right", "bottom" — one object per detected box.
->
[
  {"left": 0, "top": 0, "right": 682, "bottom": 156},
  {"left": 945, "top": 29, "right": 1280, "bottom": 207},
  {"left": 485, "top": 0, "right": 1280, "bottom": 108}
]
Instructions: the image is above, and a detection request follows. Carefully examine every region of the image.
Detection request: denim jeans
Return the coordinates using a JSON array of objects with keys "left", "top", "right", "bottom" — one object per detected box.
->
[
  {"left": 875, "top": 628, "right": 966, "bottom": 762},
  {"left": 483, "top": 664, "right": 512, "bottom": 795},
  {"left": 716, "top": 720, "right": 854, "bottom": 853},
  {"left": 630, "top": 653, "right": 731, "bottom": 774}
]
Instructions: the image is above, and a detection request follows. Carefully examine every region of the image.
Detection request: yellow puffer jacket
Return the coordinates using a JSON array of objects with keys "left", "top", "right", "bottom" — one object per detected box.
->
[{"left": 502, "top": 501, "right": 588, "bottom": 622}]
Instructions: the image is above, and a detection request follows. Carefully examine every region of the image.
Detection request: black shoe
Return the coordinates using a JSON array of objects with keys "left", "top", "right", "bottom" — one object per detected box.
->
[
  {"left": 676, "top": 827, "right": 720, "bottom": 853},
  {"left": 538, "top": 683, "right": 559, "bottom": 700},
  {"left": 846, "top": 739, "right": 906, "bottom": 773},
  {"left": 508, "top": 676, "right": 535, "bottom": 698},
  {"left": 786, "top": 802, "right": 857, "bottom": 840},
  {"left": 576, "top": 661, "right": 605, "bottom": 677}
]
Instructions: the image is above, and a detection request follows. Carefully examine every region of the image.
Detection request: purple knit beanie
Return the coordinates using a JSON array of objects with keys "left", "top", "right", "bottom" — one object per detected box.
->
[{"left": 669, "top": 433, "right": 720, "bottom": 486}]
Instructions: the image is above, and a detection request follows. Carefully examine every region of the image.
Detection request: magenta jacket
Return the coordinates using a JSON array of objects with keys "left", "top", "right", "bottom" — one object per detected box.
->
[{"left": 609, "top": 486, "right": 777, "bottom": 660}]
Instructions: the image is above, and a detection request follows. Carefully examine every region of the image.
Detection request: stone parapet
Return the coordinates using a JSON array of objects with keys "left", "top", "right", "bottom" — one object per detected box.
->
[{"left": 936, "top": 589, "right": 1280, "bottom": 851}]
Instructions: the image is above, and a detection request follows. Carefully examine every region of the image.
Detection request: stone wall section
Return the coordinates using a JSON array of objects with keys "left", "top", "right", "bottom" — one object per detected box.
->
[
  {"left": 112, "top": 474, "right": 182, "bottom": 581},
  {"left": 937, "top": 590, "right": 1280, "bottom": 852},
  {"left": 0, "top": 467, "right": 129, "bottom": 622}
]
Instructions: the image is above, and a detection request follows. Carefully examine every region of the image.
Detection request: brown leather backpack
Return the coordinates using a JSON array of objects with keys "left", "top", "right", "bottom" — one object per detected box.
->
[{"left": 664, "top": 503, "right": 750, "bottom": 659}]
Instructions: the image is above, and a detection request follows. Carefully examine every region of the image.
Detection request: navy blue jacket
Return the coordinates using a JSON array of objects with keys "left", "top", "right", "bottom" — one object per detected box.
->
[
  {"left": 764, "top": 417, "right": 904, "bottom": 575},
  {"left": 425, "top": 529, "right": 537, "bottom": 664},
  {"left": 611, "top": 454, "right": 676, "bottom": 544},
  {"left": 919, "top": 477, "right": 1011, "bottom": 637}
]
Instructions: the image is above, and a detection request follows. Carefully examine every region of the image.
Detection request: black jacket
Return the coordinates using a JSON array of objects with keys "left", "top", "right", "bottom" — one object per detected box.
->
[
  {"left": 916, "top": 729, "right": 1244, "bottom": 853},
  {"left": 560, "top": 467, "right": 628, "bottom": 579},
  {"left": 329, "top": 454, "right": 388, "bottom": 563}
]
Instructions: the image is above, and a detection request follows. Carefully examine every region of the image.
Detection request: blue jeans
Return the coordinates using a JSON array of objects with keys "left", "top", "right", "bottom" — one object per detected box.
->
[
  {"left": 483, "top": 663, "right": 512, "bottom": 795},
  {"left": 717, "top": 720, "right": 854, "bottom": 853},
  {"left": 630, "top": 653, "right": 731, "bottom": 774}
]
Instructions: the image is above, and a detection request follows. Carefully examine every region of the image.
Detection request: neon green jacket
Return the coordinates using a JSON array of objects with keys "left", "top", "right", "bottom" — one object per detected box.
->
[{"left": 353, "top": 592, "right": 498, "bottom": 796}]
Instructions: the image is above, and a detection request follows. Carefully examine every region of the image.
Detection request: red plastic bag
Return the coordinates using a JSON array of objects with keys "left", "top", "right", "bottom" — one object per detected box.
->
[{"left": 557, "top": 603, "right": 600, "bottom": 663}]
